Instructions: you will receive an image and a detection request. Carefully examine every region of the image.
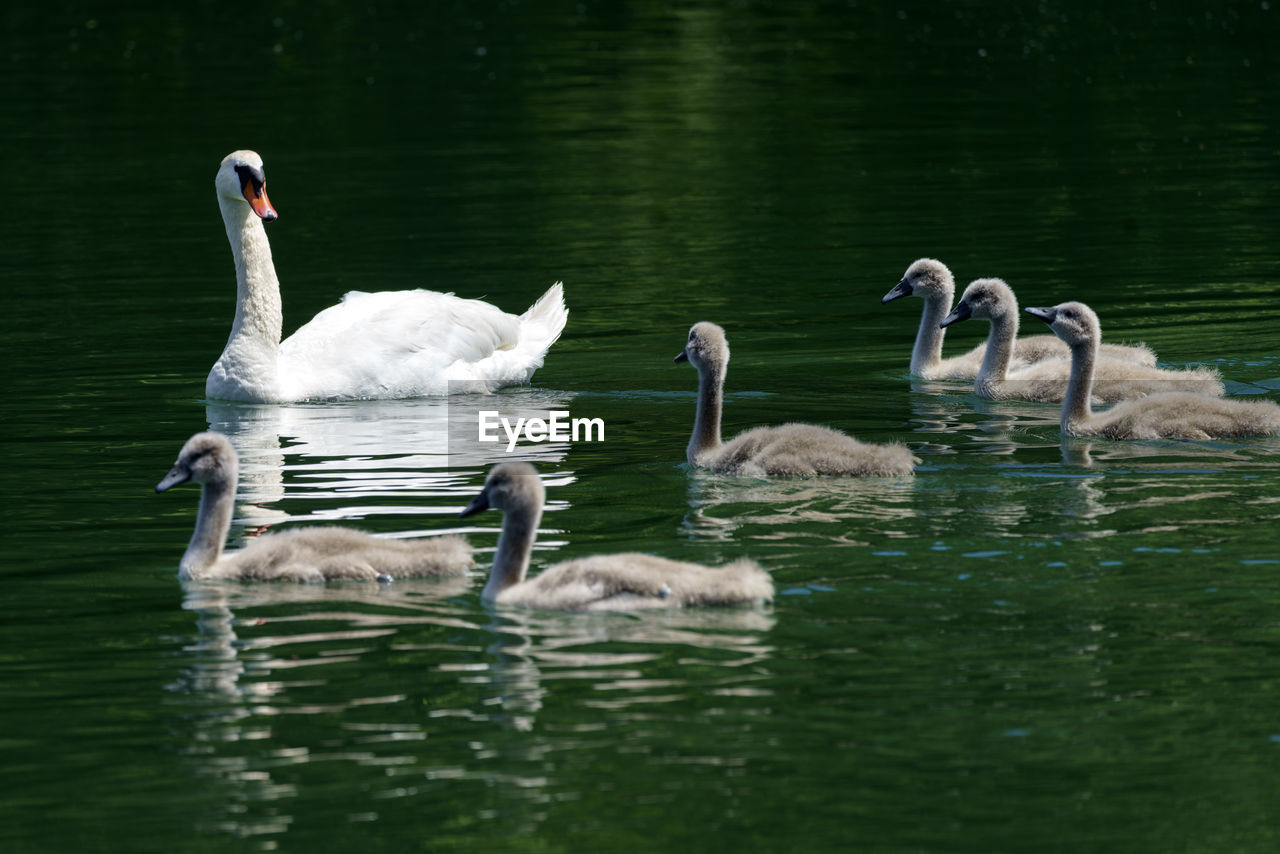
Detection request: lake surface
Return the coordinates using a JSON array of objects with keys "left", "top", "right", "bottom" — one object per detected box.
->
[{"left": 4, "top": 2, "right": 1280, "bottom": 851}]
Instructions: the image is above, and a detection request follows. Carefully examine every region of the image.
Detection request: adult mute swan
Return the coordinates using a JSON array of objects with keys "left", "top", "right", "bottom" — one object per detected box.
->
[
  {"left": 156, "top": 432, "right": 474, "bottom": 581},
  {"left": 940, "top": 278, "right": 1223, "bottom": 402},
  {"left": 1024, "top": 303, "right": 1280, "bottom": 439},
  {"left": 882, "top": 258, "right": 1155, "bottom": 379},
  {"left": 460, "top": 462, "right": 772, "bottom": 610},
  {"left": 676, "top": 322, "right": 916, "bottom": 477},
  {"left": 207, "top": 150, "right": 569, "bottom": 402}
]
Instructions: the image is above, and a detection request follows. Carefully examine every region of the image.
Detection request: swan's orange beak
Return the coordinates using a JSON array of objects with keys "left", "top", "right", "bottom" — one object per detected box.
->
[{"left": 242, "top": 179, "right": 278, "bottom": 221}]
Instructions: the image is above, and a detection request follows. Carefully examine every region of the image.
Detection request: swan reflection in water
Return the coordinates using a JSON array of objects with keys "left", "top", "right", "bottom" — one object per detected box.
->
[
  {"left": 205, "top": 388, "right": 575, "bottom": 531},
  {"left": 174, "top": 578, "right": 775, "bottom": 843},
  {"left": 1059, "top": 434, "right": 1280, "bottom": 468},
  {"left": 682, "top": 469, "right": 919, "bottom": 543},
  {"left": 175, "top": 576, "right": 477, "bottom": 701},
  {"left": 907, "top": 379, "right": 1060, "bottom": 457},
  {"left": 1054, "top": 435, "right": 1280, "bottom": 535}
]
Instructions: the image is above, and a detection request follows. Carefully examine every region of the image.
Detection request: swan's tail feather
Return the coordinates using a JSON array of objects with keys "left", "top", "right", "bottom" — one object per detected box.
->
[{"left": 518, "top": 281, "right": 569, "bottom": 354}]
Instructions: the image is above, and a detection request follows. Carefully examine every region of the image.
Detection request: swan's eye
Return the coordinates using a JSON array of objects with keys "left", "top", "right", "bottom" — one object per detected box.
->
[{"left": 234, "top": 164, "right": 266, "bottom": 198}]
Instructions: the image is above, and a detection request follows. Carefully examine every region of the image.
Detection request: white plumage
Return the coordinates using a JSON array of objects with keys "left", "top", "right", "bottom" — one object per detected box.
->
[{"left": 206, "top": 150, "right": 568, "bottom": 402}]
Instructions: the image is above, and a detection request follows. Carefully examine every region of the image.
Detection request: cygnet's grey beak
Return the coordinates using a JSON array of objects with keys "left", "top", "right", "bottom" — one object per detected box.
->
[
  {"left": 1024, "top": 306, "right": 1058, "bottom": 324},
  {"left": 155, "top": 466, "right": 190, "bottom": 493},
  {"left": 881, "top": 279, "right": 912, "bottom": 304},
  {"left": 674, "top": 350, "right": 689, "bottom": 363},
  {"left": 460, "top": 490, "right": 490, "bottom": 518},
  {"left": 939, "top": 302, "right": 972, "bottom": 329}
]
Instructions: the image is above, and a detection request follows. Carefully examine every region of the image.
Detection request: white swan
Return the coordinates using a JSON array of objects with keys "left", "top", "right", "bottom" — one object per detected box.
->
[
  {"left": 1024, "top": 302, "right": 1280, "bottom": 439},
  {"left": 156, "top": 432, "right": 474, "bottom": 581},
  {"left": 676, "top": 322, "right": 916, "bottom": 477},
  {"left": 460, "top": 462, "right": 772, "bottom": 610},
  {"left": 207, "top": 150, "right": 569, "bottom": 402},
  {"left": 940, "top": 278, "right": 1223, "bottom": 402},
  {"left": 883, "top": 258, "right": 1155, "bottom": 378}
]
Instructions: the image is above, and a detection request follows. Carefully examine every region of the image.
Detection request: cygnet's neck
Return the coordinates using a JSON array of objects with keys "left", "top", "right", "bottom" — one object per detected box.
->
[
  {"left": 485, "top": 500, "right": 543, "bottom": 599},
  {"left": 210, "top": 197, "right": 284, "bottom": 399},
  {"left": 910, "top": 289, "right": 952, "bottom": 374},
  {"left": 975, "top": 309, "right": 1018, "bottom": 397},
  {"left": 181, "top": 475, "right": 237, "bottom": 580},
  {"left": 1062, "top": 337, "right": 1098, "bottom": 434},
  {"left": 688, "top": 360, "right": 725, "bottom": 465}
]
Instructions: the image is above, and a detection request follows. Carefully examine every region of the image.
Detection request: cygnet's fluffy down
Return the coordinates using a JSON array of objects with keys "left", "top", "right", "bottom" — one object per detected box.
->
[
  {"left": 883, "top": 258, "right": 1156, "bottom": 379},
  {"left": 676, "top": 322, "right": 916, "bottom": 477},
  {"left": 701, "top": 423, "right": 917, "bottom": 478},
  {"left": 989, "top": 355, "right": 1223, "bottom": 403},
  {"left": 461, "top": 462, "right": 773, "bottom": 610},
  {"left": 188, "top": 527, "right": 474, "bottom": 583},
  {"left": 480, "top": 553, "right": 770, "bottom": 611},
  {"left": 941, "top": 277, "right": 1223, "bottom": 403},
  {"left": 1025, "top": 302, "right": 1280, "bottom": 440},
  {"left": 157, "top": 432, "right": 473, "bottom": 582}
]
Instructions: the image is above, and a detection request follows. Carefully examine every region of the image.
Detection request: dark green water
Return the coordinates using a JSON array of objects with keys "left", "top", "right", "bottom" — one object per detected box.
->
[{"left": 4, "top": 2, "right": 1280, "bottom": 851}]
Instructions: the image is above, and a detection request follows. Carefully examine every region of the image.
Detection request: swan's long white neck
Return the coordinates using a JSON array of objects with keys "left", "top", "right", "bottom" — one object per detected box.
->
[
  {"left": 485, "top": 501, "right": 542, "bottom": 599},
  {"left": 180, "top": 474, "right": 237, "bottom": 580},
  {"left": 975, "top": 310, "right": 1018, "bottom": 397},
  {"left": 209, "top": 196, "right": 284, "bottom": 401},
  {"left": 910, "top": 290, "right": 952, "bottom": 375},
  {"left": 1063, "top": 336, "right": 1097, "bottom": 435},
  {"left": 688, "top": 362, "right": 725, "bottom": 465}
]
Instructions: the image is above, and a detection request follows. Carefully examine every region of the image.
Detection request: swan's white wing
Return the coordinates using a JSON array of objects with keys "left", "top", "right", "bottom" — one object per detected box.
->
[{"left": 277, "top": 288, "right": 551, "bottom": 399}]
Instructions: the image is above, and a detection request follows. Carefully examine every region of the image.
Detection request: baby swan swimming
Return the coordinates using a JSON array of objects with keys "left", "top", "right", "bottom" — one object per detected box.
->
[
  {"left": 1025, "top": 302, "right": 1280, "bottom": 440},
  {"left": 676, "top": 322, "right": 916, "bottom": 477},
  {"left": 941, "top": 278, "right": 1223, "bottom": 403},
  {"left": 460, "top": 462, "right": 772, "bottom": 610},
  {"left": 157, "top": 432, "right": 473, "bottom": 582},
  {"left": 883, "top": 258, "right": 1156, "bottom": 379}
]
